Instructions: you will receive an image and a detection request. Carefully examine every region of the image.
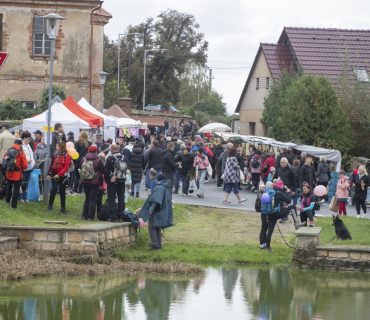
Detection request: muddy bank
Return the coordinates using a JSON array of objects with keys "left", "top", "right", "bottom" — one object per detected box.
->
[{"left": 0, "top": 250, "right": 203, "bottom": 281}]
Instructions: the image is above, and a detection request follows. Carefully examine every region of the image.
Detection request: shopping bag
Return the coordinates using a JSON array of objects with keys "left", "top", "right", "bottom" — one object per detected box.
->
[
  {"left": 189, "top": 179, "right": 196, "bottom": 193},
  {"left": 206, "top": 164, "right": 213, "bottom": 177},
  {"left": 27, "top": 169, "right": 41, "bottom": 202},
  {"left": 329, "top": 196, "right": 339, "bottom": 213},
  {"left": 239, "top": 169, "right": 244, "bottom": 181}
]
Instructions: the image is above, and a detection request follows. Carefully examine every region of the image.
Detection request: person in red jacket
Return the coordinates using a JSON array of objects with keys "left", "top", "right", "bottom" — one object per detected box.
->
[
  {"left": 4, "top": 139, "right": 28, "bottom": 209},
  {"left": 47, "top": 141, "right": 71, "bottom": 214},
  {"left": 262, "top": 152, "right": 276, "bottom": 184}
]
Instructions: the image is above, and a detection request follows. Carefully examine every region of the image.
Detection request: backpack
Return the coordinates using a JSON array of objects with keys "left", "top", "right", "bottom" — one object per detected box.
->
[
  {"left": 122, "top": 209, "right": 140, "bottom": 234},
  {"left": 80, "top": 159, "right": 97, "bottom": 180},
  {"left": 3, "top": 147, "right": 21, "bottom": 173},
  {"left": 252, "top": 157, "right": 260, "bottom": 169},
  {"left": 255, "top": 194, "right": 262, "bottom": 212},
  {"left": 113, "top": 154, "right": 127, "bottom": 183},
  {"left": 98, "top": 199, "right": 110, "bottom": 221},
  {"left": 61, "top": 153, "right": 74, "bottom": 173},
  {"left": 261, "top": 189, "right": 281, "bottom": 214}
]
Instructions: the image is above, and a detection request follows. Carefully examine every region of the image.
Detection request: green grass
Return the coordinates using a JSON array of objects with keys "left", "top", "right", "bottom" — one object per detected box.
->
[
  {"left": 315, "top": 215, "right": 370, "bottom": 246},
  {"left": 117, "top": 200, "right": 296, "bottom": 266}
]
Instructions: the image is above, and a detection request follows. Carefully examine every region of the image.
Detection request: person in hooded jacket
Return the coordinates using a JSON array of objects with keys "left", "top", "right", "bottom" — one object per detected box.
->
[
  {"left": 249, "top": 150, "right": 263, "bottom": 192},
  {"left": 193, "top": 146, "right": 209, "bottom": 198},
  {"left": 47, "top": 141, "right": 71, "bottom": 214},
  {"left": 162, "top": 142, "right": 180, "bottom": 193},
  {"left": 4, "top": 139, "right": 28, "bottom": 209},
  {"left": 316, "top": 156, "right": 331, "bottom": 203},
  {"left": 262, "top": 152, "right": 276, "bottom": 184},
  {"left": 173, "top": 144, "right": 185, "bottom": 194},
  {"left": 80, "top": 145, "right": 105, "bottom": 221},
  {"left": 336, "top": 170, "right": 350, "bottom": 216},
  {"left": 353, "top": 165, "right": 370, "bottom": 218},
  {"left": 297, "top": 182, "right": 316, "bottom": 227},
  {"left": 300, "top": 157, "right": 316, "bottom": 190},
  {"left": 179, "top": 147, "right": 194, "bottom": 196},
  {"left": 259, "top": 180, "right": 299, "bottom": 252},
  {"left": 123, "top": 137, "right": 135, "bottom": 165},
  {"left": 129, "top": 144, "right": 145, "bottom": 197},
  {"left": 73, "top": 131, "right": 92, "bottom": 194}
]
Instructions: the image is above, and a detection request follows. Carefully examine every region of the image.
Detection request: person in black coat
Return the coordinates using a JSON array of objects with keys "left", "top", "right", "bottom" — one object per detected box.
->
[
  {"left": 275, "top": 148, "right": 293, "bottom": 170},
  {"left": 353, "top": 165, "right": 370, "bottom": 218},
  {"left": 144, "top": 141, "right": 163, "bottom": 173},
  {"left": 129, "top": 144, "right": 145, "bottom": 197},
  {"left": 73, "top": 131, "right": 92, "bottom": 193},
  {"left": 162, "top": 142, "right": 180, "bottom": 193},
  {"left": 180, "top": 147, "right": 194, "bottom": 195},
  {"left": 299, "top": 157, "right": 316, "bottom": 190},
  {"left": 50, "top": 123, "right": 66, "bottom": 155}
]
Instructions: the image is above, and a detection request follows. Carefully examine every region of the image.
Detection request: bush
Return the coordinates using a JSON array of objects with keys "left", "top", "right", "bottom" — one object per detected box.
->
[
  {"left": 38, "top": 85, "right": 68, "bottom": 111},
  {"left": 0, "top": 99, "right": 38, "bottom": 120}
]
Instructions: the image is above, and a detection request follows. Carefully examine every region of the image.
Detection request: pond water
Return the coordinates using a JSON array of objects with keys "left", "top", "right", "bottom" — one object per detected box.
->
[{"left": 0, "top": 267, "right": 369, "bottom": 320}]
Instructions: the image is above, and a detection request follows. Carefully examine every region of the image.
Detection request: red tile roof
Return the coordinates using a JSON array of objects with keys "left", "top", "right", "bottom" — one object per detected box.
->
[{"left": 93, "top": 7, "right": 112, "bottom": 18}]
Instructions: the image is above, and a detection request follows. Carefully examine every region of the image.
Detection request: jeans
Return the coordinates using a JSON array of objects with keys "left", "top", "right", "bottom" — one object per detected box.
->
[
  {"left": 145, "top": 168, "right": 151, "bottom": 188},
  {"left": 174, "top": 169, "right": 180, "bottom": 192},
  {"left": 131, "top": 183, "right": 141, "bottom": 193},
  {"left": 211, "top": 162, "right": 216, "bottom": 179},
  {"left": 73, "top": 161, "right": 82, "bottom": 193},
  {"left": 181, "top": 174, "right": 190, "bottom": 195},
  {"left": 18, "top": 171, "right": 32, "bottom": 201},
  {"left": 198, "top": 169, "right": 207, "bottom": 196},
  {"left": 291, "top": 188, "right": 298, "bottom": 206},
  {"left": 281, "top": 190, "right": 291, "bottom": 221},
  {"left": 355, "top": 198, "right": 367, "bottom": 215},
  {"left": 216, "top": 165, "right": 223, "bottom": 187},
  {"left": 49, "top": 175, "right": 67, "bottom": 208},
  {"left": 262, "top": 175, "right": 268, "bottom": 184},
  {"left": 224, "top": 183, "right": 239, "bottom": 195},
  {"left": 300, "top": 209, "right": 314, "bottom": 224},
  {"left": 149, "top": 217, "right": 162, "bottom": 248},
  {"left": 82, "top": 184, "right": 99, "bottom": 219},
  {"left": 68, "top": 170, "right": 75, "bottom": 188},
  {"left": 97, "top": 189, "right": 104, "bottom": 215},
  {"left": 251, "top": 173, "right": 260, "bottom": 190},
  {"left": 6, "top": 179, "right": 21, "bottom": 208},
  {"left": 107, "top": 181, "right": 125, "bottom": 221}
]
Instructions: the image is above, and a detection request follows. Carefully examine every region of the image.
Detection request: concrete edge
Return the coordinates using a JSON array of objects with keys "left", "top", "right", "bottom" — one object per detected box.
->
[
  {"left": 0, "top": 222, "right": 132, "bottom": 232},
  {"left": 293, "top": 227, "right": 323, "bottom": 236},
  {"left": 316, "top": 245, "right": 370, "bottom": 253}
]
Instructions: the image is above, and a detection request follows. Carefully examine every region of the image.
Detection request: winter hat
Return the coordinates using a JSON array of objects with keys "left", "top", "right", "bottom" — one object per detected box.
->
[
  {"left": 273, "top": 180, "right": 284, "bottom": 189},
  {"left": 100, "top": 143, "right": 111, "bottom": 154},
  {"left": 88, "top": 145, "right": 98, "bottom": 153},
  {"left": 193, "top": 146, "right": 199, "bottom": 151},
  {"left": 156, "top": 174, "right": 166, "bottom": 182},
  {"left": 270, "top": 167, "right": 276, "bottom": 173},
  {"left": 198, "top": 146, "right": 205, "bottom": 154},
  {"left": 96, "top": 133, "right": 103, "bottom": 138},
  {"left": 266, "top": 181, "right": 273, "bottom": 189}
]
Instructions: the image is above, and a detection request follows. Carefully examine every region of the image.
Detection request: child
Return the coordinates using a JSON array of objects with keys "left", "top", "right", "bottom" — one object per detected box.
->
[
  {"left": 97, "top": 153, "right": 107, "bottom": 217},
  {"left": 336, "top": 170, "right": 350, "bottom": 216},
  {"left": 268, "top": 167, "right": 275, "bottom": 182},
  {"left": 255, "top": 181, "right": 265, "bottom": 212}
]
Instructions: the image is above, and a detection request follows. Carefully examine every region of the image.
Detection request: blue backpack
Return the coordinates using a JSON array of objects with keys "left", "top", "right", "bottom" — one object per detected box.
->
[{"left": 261, "top": 189, "right": 281, "bottom": 214}]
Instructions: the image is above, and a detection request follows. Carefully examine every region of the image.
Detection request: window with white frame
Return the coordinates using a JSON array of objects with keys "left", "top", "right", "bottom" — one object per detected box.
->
[
  {"left": 353, "top": 68, "right": 370, "bottom": 82},
  {"left": 22, "top": 101, "right": 37, "bottom": 109},
  {"left": 33, "top": 17, "right": 51, "bottom": 55}
]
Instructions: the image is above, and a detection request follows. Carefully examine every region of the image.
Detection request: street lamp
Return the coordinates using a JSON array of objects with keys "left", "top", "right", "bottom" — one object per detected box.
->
[
  {"left": 39, "top": 13, "right": 65, "bottom": 204},
  {"left": 117, "top": 33, "right": 143, "bottom": 93},
  {"left": 96, "top": 71, "right": 108, "bottom": 113},
  {"left": 143, "top": 49, "right": 168, "bottom": 111}
]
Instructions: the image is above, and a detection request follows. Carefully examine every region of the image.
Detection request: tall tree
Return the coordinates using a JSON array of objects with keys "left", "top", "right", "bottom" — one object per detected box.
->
[{"left": 261, "top": 70, "right": 353, "bottom": 154}]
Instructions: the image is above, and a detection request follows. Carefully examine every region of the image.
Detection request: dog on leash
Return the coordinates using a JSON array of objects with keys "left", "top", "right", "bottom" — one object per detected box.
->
[{"left": 332, "top": 215, "right": 352, "bottom": 240}]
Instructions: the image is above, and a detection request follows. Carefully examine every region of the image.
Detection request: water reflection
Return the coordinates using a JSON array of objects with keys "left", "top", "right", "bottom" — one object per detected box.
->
[{"left": 0, "top": 268, "right": 370, "bottom": 319}]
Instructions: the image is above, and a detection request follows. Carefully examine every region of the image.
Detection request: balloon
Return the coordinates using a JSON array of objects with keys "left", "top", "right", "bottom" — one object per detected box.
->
[
  {"left": 68, "top": 148, "right": 76, "bottom": 157},
  {"left": 314, "top": 185, "right": 327, "bottom": 197},
  {"left": 72, "top": 152, "right": 79, "bottom": 160},
  {"left": 261, "top": 193, "right": 270, "bottom": 203},
  {"left": 139, "top": 218, "right": 147, "bottom": 228},
  {"left": 66, "top": 141, "right": 74, "bottom": 150}
]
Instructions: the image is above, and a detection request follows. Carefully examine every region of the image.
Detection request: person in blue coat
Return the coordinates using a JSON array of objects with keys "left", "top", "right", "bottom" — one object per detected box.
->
[{"left": 139, "top": 174, "right": 173, "bottom": 251}]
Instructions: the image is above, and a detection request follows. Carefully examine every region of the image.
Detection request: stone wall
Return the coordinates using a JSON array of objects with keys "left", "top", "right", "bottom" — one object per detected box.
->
[
  {"left": 0, "top": 236, "right": 18, "bottom": 254},
  {"left": 0, "top": 222, "right": 136, "bottom": 256},
  {"left": 292, "top": 227, "right": 370, "bottom": 271}
]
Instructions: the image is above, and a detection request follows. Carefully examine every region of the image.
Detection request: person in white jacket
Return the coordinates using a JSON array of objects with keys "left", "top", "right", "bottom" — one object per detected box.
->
[{"left": 18, "top": 132, "right": 35, "bottom": 203}]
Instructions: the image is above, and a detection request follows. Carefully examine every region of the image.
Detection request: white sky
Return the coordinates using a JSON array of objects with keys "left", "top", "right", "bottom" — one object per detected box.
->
[{"left": 103, "top": 0, "right": 370, "bottom": 114}]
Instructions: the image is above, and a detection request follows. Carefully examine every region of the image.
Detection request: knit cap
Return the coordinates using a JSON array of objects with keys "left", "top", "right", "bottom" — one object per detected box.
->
[{"left": 266, "top": 181, "right": 273, "bottom": 189}]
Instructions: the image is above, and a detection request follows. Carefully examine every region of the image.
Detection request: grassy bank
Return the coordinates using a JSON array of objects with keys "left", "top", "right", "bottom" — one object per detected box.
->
[{"left": 118, "top": 200, "right": 296, "bottom": 266}]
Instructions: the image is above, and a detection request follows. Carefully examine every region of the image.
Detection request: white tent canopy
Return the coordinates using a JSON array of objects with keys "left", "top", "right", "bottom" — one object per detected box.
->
[
  {"left": 78, "top": 98, "right": 117, "bottom": 140},
  {"left": 111, "top": 116, "right": 146, "bottom": 129},
  {"left": 23, "top": 102, "right": 91, "bottom": 139},
  {"left": 198, "top": 123, "right": 231, "bottom": 133}
]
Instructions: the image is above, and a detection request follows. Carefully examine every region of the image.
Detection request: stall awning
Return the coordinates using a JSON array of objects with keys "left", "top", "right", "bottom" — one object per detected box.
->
[
  {"left": 135, "top": 117, "right": 164, "bottom": 127},
  {"left": 63, "top": 96, "right": 104, "bottom": 128}
]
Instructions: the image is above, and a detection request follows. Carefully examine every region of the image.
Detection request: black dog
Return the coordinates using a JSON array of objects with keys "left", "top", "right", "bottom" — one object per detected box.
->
[{"left": 332, "top": 215, "right": 352, "bottom": 240}]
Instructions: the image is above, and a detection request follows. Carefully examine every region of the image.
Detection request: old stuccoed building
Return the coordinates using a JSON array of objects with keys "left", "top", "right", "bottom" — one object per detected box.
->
[{"left": 0, "top": 0, "right": 111, "bottom": 109}]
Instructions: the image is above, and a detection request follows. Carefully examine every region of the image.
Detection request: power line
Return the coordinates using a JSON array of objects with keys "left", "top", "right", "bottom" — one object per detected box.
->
[{"left": 208, "top": 66, "right": 251, "bottom": 69}]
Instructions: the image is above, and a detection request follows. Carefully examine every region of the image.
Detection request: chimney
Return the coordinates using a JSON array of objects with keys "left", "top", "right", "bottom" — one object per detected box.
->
[{"left": 118, "top": 97, "right": 133, "bottom": 118}]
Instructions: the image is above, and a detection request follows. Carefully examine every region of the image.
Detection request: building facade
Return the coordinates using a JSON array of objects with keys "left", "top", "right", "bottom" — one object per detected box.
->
[{"left": 0, "top": 0, "right": 111, "bottom": 109}]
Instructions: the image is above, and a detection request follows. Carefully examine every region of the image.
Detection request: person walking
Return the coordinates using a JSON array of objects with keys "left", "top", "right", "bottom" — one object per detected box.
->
[
  {"left": 73, "top": 131, "right": 92, "bottom": 194},
  {"left": 210, "top": 142, "right": 218, "bottom": 181},
  {"left": 123, "top": 136, "right": 135, "bottom": 165},
  {"left": 80, "top": 145, "right": 105, "bottom": 221},
  {"left": 139, "top": 174, "right": 173, "bottom": 251},
  {"left": 249, "top": 150, "right": 263, "bottom": 192},
  {"left": 162, "top": 142, "right": 180, "bottom": 193},
  {"left": 353, "top": 165, "right": 370, "bottom": 218},
  {"left": 47, "top": 142, "right": 71, "bottom": 214},
  {"left": 104, "top": 145, "right": 128, "bottom": 222},
  {"left": 97, "top": 153, "right": 107, "bottom": 218},
  {"left": 19, "top": 132, "right": 35, "bottom": 203},
  {"left": 180, "top": 147, "right": 194, "bottom": 196},
  {"left": 297, "top": 182, "right": 316, "bottom": 227},
  {"left": 222, "top": 147, "right": 247, "bottom": 204},
  {"left": 4, "top": 139, "right": 28, "bottom": 209},
  {"left": 144, "top": 141, "right": 163, "bottom": 176},
  {"left": 262, "top": 152, "right": 275, "bottom": 184},
  {"left": 193, "top": 146, "right": 209, "bottom": 198},
  {"left": 259, "top": 181, "right": 299, "bottom": 252},
  {"left": 336, "top": 170, "right": 350, "bottom": 216},
  {"left": 300, "top": 157, "right": 316, "bottom": 190},
  {"left": 173, "top": 144, "right": 185, "bottom": 194},
  {"left": 216, "top": 141, "right": 227, "bottom": 188},
  {"left": 0, "top": 123, "right": 16, "bottom": 192},
  {"left": 316, "top": 156, "right": 331, "bottom": 203},
  {"left": 129, "top": 144, "right": 145, "bottom": 197}
]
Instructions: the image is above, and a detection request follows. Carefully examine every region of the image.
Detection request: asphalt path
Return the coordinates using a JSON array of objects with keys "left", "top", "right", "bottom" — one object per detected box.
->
[{"left": 137, "top": 179, "right": 369, "bottom": 219}]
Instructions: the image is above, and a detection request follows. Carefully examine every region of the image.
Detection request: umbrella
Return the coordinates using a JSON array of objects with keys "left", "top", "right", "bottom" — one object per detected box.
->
[{"left": 198, "top": 123, "right": 231, "bottom": 133}]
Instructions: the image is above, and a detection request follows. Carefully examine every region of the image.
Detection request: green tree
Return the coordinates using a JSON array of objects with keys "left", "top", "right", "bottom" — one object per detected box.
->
[
  {"left": 0, "top": 99, "right": 38, "bottom": 120},
  {"left": 261, "top": 71, "right": 353, "bottom": 154},
  {"left": 103, "top": 79, "right": 130, "bottom": 109},
  {"left": 38, "top": 85, "right": 67, "bottom": 111}
]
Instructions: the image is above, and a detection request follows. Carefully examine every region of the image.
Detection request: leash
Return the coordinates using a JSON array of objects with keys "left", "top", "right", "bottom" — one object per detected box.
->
[
  {"left": 276, "top": 222, "right": 295, "bottom": 248},
  {"left": 326, "top": 235, "right": 336, "bottom": 244}
]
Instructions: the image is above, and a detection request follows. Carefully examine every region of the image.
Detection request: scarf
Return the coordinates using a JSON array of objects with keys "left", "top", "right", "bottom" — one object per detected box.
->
[{"left": 358, "top": 174, "right": 365, "bottom": 180}]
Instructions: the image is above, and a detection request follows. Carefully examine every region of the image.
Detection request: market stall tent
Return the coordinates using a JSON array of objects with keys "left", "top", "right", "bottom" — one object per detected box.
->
[
  {"left": 78, "top": 98, "right": 117, "bottom": 140},
  {"left": 198, "top": 123, "right": 231, "bottom": 133},
  {"left": 110, "top": 116, "right": 146, "bottom": 129},
  {"left": 104, "top": 104, "right": 132, "bottom": 119},
  {"left": 23, "top": 102, "right": 91, "bottom": 139}
]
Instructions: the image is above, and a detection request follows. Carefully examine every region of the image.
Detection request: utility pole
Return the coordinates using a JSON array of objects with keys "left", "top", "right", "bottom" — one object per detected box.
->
[
  {"left": 127, "top": 42, "right": 132, "bottom": 89},
  {"left": 207, "top": 68, "right": 214, "bottom": 97}
]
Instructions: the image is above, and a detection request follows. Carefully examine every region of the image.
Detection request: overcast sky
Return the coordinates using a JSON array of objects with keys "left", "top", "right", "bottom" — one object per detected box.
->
[{"left": 103, "top": 0, "right": 370, "bottom": 114}]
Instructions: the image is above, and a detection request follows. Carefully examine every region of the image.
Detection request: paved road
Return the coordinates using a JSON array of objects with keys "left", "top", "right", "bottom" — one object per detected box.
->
[{"left": 136, "top": 179, "right": 369, "bottom": 219}]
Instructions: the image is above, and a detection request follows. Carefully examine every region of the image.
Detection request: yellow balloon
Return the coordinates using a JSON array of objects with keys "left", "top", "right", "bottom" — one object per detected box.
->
[
  {"left": 72, "top": 152, "right": 79, "bottom": 160},
  {"left": 68, "top": 148, "right": 76, "bottom": 157}
]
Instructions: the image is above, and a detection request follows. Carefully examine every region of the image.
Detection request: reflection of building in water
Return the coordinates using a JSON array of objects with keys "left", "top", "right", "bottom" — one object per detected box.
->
[{"left": 221, "top": 268, "right": 239, "bottom": 301}]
